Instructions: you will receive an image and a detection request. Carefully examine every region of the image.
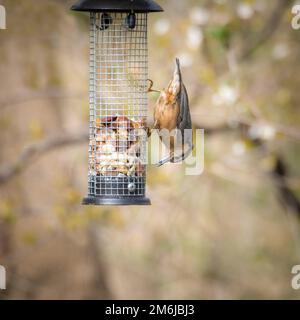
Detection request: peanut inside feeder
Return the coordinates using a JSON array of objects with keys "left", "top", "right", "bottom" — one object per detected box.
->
[{"left": 91, "top": 115, "right": 145, "bottom": 178}]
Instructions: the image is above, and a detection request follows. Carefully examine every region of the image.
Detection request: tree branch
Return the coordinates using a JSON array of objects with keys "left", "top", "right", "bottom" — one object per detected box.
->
[
  {"left": 272, "top": 158, "right": 300, "bottom": 217},
  {"left": 0, "top": 130, "right": 88, "bottom": 185},
  {"left": 0, "top": 89, "right": 85, "bottom": 111},
  {"left": 0, "top": 122, "right": 299, "bottom": 218},
  {"left": 239, "top": 0, "right": 293, "bottom": 62}
]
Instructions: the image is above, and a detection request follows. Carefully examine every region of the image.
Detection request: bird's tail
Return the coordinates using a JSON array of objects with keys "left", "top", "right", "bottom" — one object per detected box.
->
[
  {"left": 169, "top": 58, "right": 182, "bottom": 96},
  {"left": 174, "top": 58, "right": 182, "bottom": 83}
]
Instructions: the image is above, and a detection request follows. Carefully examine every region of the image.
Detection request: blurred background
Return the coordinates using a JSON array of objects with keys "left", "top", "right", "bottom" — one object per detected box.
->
[{"left": 0, "top": 0, "right": 300, "bottom": 299}]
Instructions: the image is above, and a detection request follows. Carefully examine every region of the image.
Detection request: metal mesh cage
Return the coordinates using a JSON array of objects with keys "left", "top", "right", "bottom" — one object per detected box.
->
[{"left": 83, "top": 12, "right": 150, "bottom": 205}]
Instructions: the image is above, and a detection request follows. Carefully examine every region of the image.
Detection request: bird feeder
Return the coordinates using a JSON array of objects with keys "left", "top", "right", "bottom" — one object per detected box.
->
[{"left": 71, "top": 0, "right": 163, "bottom": 205}]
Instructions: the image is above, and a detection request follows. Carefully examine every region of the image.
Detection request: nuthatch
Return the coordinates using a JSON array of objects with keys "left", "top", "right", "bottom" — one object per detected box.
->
[{"left": 151, "top": 58, "right": 193, "bottom": 167}]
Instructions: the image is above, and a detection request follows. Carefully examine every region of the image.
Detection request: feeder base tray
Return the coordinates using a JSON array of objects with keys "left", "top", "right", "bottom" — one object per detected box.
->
[{"left": 82, "top": 196, "right": 151, "bottom": 206}]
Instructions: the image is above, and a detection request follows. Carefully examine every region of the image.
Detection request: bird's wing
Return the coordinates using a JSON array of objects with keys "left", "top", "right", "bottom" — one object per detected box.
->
[{"left": 178, "top": 84, "right": 192, "bottom": 132}]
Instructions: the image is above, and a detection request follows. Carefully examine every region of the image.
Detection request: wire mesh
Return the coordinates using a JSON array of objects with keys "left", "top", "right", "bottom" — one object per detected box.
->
[{"left": 87, "top": 12, "right": 148, "bottom": 199}]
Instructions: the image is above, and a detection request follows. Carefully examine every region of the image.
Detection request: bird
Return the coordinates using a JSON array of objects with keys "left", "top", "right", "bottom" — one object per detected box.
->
[{"left": 151, "top": 58, "right": 193, "bottom": 167}]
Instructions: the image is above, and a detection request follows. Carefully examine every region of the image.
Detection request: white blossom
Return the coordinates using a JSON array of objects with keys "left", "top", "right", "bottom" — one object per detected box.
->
[
  {"left": 237, "top": 3, "right": 254, "bottom": 20},
  {"left": 153, "top": 19, "right": 170, "bottom": 35},
  {"left": 232, "top": 141, "right": 246, "bottom": 156},
  {"left": 248, "top": 124, "right": 276, "bottom": 141},
  {"left": 272, "top": 43, "right": 290, "bottom": 60},
  {"left": 212, "top": 85, "right": 239, "bottom": 106},
  {"left": 186, "top": 26, "right": 203, "bottom": 50},
  {"left": 190, "top": 7, "right": 210, "bottom": 25}
]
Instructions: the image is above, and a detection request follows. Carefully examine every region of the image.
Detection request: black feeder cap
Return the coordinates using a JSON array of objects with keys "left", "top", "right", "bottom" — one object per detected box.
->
[{"left": 71, "top": 0, "right": 164, "bottom": 12}]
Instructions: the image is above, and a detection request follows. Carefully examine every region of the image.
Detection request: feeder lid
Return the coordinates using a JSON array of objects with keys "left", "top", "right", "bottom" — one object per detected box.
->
[{"left": 71, "top": 0, "right": 163, "bottom": 13}]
